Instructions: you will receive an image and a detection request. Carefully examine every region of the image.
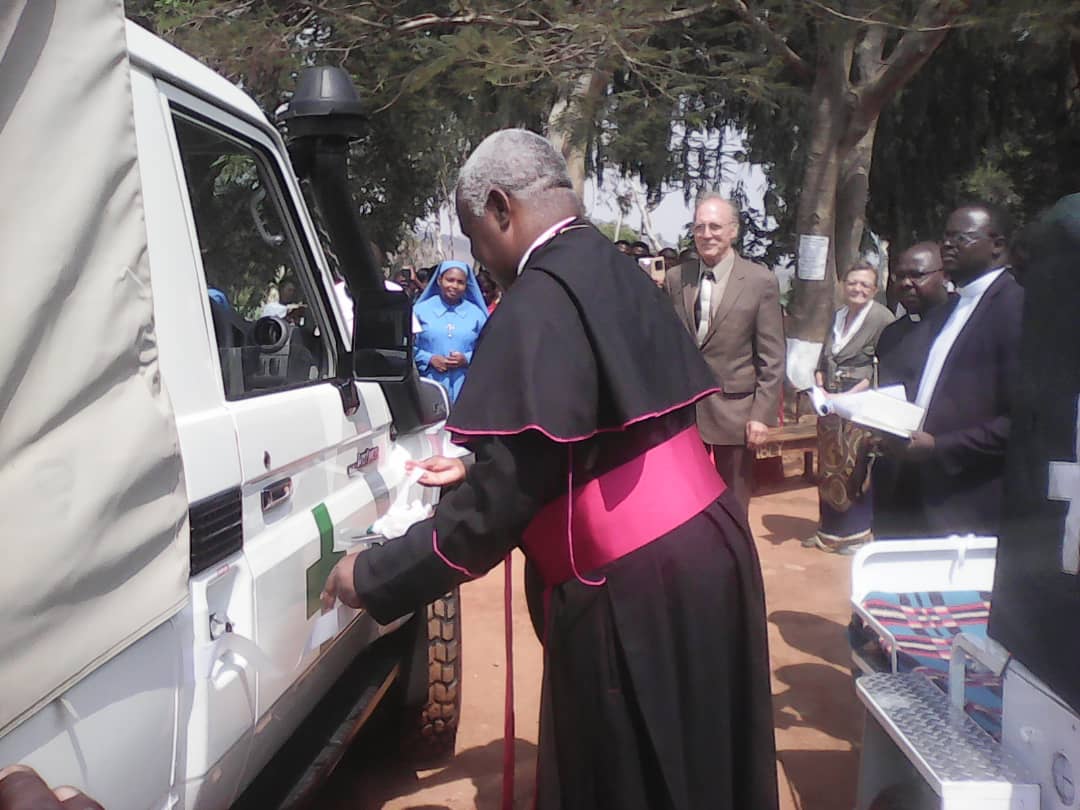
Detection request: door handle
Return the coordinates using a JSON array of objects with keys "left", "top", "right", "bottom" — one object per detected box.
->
[{"left": 261, "top": 477, "right": 293, "bottom": 512}]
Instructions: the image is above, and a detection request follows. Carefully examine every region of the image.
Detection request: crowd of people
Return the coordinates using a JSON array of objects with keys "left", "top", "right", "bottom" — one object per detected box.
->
[
  {"left": 802, "top": 204, "right": 1022, "bottom": 553},
  {"left": 318, "top": 148, "right": 1029, "bottom": 810},
  {"left": 603, "top": 194, "right": 1024, "bottom": 558},
  {"left": 387, "top": 189, "right": 1023, "bottom": 560},
  {"left": 0, "top": 122, "right": 1041, "bottom": 810}
]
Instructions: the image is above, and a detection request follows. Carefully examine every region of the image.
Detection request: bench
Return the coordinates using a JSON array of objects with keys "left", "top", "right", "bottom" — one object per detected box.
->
[{"left": 754, "top": 418, "right": 818, "bottom": 483}]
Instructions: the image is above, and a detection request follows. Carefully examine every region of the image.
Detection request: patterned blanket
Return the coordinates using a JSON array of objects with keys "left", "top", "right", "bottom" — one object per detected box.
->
[{"left": 856, "top": 590, "right": 1002, "bottom": 738}]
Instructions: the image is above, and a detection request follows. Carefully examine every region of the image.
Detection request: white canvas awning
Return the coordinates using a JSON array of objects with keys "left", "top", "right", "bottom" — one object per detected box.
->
[{"left": 0, "top": 0, "right": 189, "bottom": 735}]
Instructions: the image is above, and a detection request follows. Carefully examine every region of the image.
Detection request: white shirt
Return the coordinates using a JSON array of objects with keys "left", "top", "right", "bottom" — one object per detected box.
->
[
  {"left": 830, "top": 302, "right": 873, "bottom": 355},
  {"left": 517, "top": 217, "right": 578, "bottom": 276},
  {"left": 260, "top": 301, "right": 289, "bottom": 318},
  {"left": 914, "top": 267, "right": 1005, "bottom": 410},
  {"left": 696, "top": 251, "right": 735, "bottom": 345}
]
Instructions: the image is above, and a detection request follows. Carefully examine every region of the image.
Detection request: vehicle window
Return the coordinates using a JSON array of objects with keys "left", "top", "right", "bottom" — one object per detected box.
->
[{"left": 172, "top": 113, "right": 333, "bottom": 399}]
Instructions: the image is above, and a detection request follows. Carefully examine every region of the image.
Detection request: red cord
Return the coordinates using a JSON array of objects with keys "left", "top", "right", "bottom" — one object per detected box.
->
[{"left": 502, "top": 553, "right": 515, "bottom": 810}]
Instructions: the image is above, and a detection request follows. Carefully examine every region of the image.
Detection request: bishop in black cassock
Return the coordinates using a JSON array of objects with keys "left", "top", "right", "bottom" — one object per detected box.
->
[{"left": 322, "top": 129, "right": 778, "bottom": 810}]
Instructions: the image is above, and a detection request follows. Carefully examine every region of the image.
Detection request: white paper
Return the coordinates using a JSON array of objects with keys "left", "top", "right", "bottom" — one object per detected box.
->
[
  {"left": 392, "top": 466, "right": 425, "bottom": 512},
  {"left": 306, "top": 609, "right": 341, "bottom": 653},
  {"left": 810, "top": 386, "right": 925, "bottom": 438},
  {"left": 877, "top": 385, "right": 908, "bottom": 402},
  {"left": 786, "top": 338, "right": 823, "bottom": 391},
  {"left": 797, "top": 234, "right": 829, "bottom": 281}
]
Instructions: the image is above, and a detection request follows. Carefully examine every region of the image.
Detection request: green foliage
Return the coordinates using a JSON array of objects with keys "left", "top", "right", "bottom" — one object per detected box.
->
[
  {"left": 127, "top": 0, "right": 783, "bottom": 255},
  {"left": 126, "top": 0, "right": 1080, "bottom": 273},
  {"left": 868, "top": 18, "right": 1080, "bottom": 247},
  {"left": 593, "top": 220, "right": 643, "bottom": 244}
]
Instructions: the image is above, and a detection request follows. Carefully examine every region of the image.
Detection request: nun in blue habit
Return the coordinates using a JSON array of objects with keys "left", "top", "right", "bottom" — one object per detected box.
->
[{"left": 413, "top": 260, "right": 489, "bottom": 402}]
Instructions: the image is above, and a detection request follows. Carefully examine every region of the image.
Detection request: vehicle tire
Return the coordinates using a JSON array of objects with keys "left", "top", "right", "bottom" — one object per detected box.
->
[{"left": 400, "top": 589, "right": 461, "bottom": 765}]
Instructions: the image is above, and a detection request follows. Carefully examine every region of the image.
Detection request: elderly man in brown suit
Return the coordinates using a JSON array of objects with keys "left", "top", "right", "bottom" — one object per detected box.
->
[{"left": 665, "top": 193, "right": 786, "bottom": 514}]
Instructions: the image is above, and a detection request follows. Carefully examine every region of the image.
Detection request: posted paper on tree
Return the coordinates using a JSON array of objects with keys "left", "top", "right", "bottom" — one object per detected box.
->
[{"left": 797, "top": 234, "right": 829, "bottom": 281}]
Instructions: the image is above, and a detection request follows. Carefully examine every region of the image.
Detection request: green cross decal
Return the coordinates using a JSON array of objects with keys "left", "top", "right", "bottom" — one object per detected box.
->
[{"left": 305, "top": 503, "right": 343, "bottom": 618}]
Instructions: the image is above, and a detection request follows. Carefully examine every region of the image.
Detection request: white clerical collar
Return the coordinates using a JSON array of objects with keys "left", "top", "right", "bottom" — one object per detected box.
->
[
  {"left": 956, "top": 266, "right": 1005, "bottom": 300},
  {"left": 517, "top": 217, "right": 577, "bottom": 276}
]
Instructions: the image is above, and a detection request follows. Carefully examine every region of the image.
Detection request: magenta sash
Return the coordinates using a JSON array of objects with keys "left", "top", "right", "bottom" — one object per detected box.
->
[{"left": 521, "top": 426, "right": 727, "bottom": 587}]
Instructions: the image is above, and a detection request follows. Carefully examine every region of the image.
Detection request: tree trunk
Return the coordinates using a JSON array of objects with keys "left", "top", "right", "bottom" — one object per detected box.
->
[
  {"left": 787, "top": 41, "right": 853, "bottom": 345},
  {"left": 834, "top": 119, "right": 879, "bottom": 279},
  {"left": 632, "top": 183, "right": 664, "bottom": 249},
  {"left": 546, "top": 68, "right": 609, "bottom": 199},
  {"left": 776, "top": 5, "right": 958, "bottom": 387}
]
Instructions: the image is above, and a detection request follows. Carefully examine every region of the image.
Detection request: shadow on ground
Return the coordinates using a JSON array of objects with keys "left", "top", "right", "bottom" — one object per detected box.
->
[
  {"left": 759, "top": 512, "right": 819, "bottom": 547},
  {"left": 769, "top": 610, "right": 861, "bottom": 810},
  {"left": 780, "top": 748, "right": 860, "bottom": 810},
  {"left": 769, "top": 609, "right": 852, "bottom": 670},
  {"left": 321, "top": 736, "right": 538, "bottom": 810},
  {"left": 772, "top": 662, "right": 860, "bottom": 744}
]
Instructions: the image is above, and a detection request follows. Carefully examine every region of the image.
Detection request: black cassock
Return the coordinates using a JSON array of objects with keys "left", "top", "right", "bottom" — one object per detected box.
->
[{"left": 353, "top": 222, "right": 778, "bottom": 810}]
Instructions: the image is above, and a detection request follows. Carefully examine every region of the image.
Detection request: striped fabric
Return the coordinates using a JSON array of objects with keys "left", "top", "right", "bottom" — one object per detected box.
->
[{"left": 861, "top": 590, "right": 1002, "bottom": 738}]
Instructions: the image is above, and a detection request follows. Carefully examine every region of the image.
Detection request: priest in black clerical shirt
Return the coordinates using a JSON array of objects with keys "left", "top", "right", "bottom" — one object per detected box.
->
[{"left": 873, "top": 241, "right": 951, "bottom": 538}]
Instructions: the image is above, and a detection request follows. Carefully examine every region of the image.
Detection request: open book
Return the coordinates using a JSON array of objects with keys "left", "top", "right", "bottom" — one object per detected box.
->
[{"left": 809, "top": 385, "right": 925, "bottom": 439}]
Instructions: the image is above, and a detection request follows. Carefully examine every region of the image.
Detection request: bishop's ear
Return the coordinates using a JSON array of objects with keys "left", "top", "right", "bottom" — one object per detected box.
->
[{"left": 486, "top": 188, "right": 513, "bottom": 231}]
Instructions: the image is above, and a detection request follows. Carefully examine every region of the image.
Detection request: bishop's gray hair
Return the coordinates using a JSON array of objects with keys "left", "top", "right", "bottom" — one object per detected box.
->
[{"left": 456, "top": 129, "right": 575, "bottom": 217}]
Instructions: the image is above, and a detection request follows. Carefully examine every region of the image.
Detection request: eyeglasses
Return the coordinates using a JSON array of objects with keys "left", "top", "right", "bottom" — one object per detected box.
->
[
  {"left": 844, "top": 280, "right": 876, "bottom": 291},
  {"left": 892, "top": 268, "right": 943, "bottom": 283},
  {"left": 692, "top": 221, "right": 736, "bottom": 235},
  {"left": 942, "top": 230, "right": 986, "bottom": 247}
]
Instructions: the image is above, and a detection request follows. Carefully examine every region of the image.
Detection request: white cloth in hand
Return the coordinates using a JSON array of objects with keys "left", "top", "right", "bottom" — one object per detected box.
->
[{"left": 370, "top": 467, "right": 432, "bottom": 538}]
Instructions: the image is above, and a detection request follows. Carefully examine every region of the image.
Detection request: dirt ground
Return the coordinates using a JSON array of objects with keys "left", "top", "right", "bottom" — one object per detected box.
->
[{"left": 319, "top": 469, "right": 860, "bottom": 809}]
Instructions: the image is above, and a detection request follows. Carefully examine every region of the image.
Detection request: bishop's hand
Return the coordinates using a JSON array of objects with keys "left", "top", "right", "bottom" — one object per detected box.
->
[
  {"left": 407, "top": 456, "right": 467, "bottom": 487},
  {"left": 0, "top": 766, "right": 103, "bottom": 810},
  {"left": 321, "top": 553, "right": 364, "bottom": 611}
]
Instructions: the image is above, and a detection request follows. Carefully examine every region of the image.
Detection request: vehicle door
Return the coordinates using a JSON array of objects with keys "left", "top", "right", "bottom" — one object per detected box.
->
[{"left": 163, "top": 87, "right": 398, "bottom": 727}]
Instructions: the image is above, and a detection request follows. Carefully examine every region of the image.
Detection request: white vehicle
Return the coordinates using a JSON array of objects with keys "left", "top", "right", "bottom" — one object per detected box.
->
[
  {"left": 849, "top": 192, "right": 1080, "bottom": 809},
  {"left": 0, "top": 3, "right": 459, "bottom": 807}
]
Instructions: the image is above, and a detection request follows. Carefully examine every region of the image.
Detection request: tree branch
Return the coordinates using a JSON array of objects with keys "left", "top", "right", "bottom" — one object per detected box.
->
[
  {"left": 807, "top": 0, "right": 969, "bottom": 32},
  {"left": 641, "top": 5, "right": 725, "bottom": 26},
  {"left": 853, "top": 24, "right": 886, "bottom": 81},
  {"left": 857, "top": 0, "right": 970, "bottom": 117},
  {"left": 725, "top": 0, "right": 812, "bottom": 79},
  {"left": 394, "top": 11, "right": 543, "bottom": 33},
  {"left": 309, "top": 2, "right": 551, "bottom": 34}
]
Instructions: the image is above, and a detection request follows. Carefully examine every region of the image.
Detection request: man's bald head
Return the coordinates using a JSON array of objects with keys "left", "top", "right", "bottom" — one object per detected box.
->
[
  {"left": 454, "top": 129, "right": 583, "bottom": 288},
  {"left": 899, "top": 242, "right": 943, "bottom": 269},
  {"left": 692, "top": 193, "right": 740, "bottom": 267},
  {"left": 892, "top": 241, "right": 947, "bottom": 316}
]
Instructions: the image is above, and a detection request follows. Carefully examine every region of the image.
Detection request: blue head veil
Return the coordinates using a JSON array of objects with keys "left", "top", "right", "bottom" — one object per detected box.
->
[{"left": 417, "top": 260, "right": 489, "bottom": 317}]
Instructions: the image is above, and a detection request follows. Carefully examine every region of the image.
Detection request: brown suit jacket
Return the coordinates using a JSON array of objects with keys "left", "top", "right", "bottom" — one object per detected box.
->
[{"left": 665, "top": 255, "right": 786, "bottom": 445}]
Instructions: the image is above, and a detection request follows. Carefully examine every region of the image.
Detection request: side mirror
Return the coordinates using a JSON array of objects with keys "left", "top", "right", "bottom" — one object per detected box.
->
[
  {"left": 351, "top": 289, "right": 413, "bottom": 382},
  {"left": 417, "top": 377, "right": 450, "bottom": 425}
]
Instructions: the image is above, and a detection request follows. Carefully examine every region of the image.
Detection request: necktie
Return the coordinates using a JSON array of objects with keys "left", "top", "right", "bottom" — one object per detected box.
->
[{"left": 695, "top": 270, "right": 715, "bottom": 332}]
